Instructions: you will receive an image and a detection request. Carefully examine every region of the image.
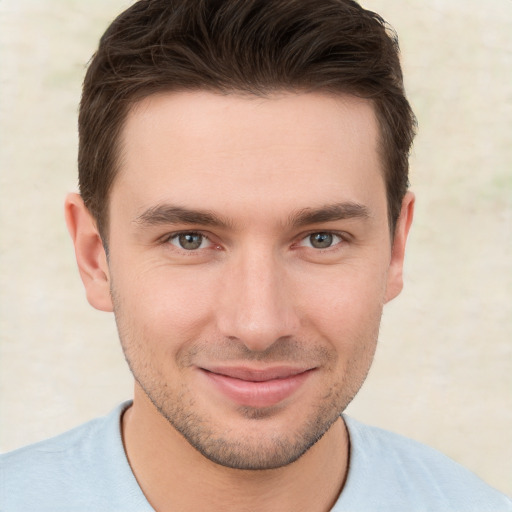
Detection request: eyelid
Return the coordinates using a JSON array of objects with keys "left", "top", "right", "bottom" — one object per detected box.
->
[
  {"left": 159, "top": 229, "right": 350, "bottom": 251},
  {"left": 161, "top": 230, "right": 217, "bottom": 249},
  {"left": 295, "top": 230, "right": 350, "bottom": 248},
  {"left": 161, "top": 228, "right": 207, "bottom": 239}
]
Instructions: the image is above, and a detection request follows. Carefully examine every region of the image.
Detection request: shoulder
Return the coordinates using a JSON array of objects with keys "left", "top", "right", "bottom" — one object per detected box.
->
[
  {"left": 0, "top": 402, "right": 151, "bottom": 512},
  {"left": 334, "top": 416, "right": 512, "bottom": 512}
]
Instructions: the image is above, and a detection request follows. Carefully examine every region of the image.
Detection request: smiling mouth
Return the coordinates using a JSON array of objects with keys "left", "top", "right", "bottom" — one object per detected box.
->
[{"left": 199, "top": 366, "right": 315, "bottom": 408}]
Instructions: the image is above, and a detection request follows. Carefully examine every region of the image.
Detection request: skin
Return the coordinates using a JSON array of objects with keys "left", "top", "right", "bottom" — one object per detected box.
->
[{"left": 65, "top": 91, "right": 414, "bottom": 512}]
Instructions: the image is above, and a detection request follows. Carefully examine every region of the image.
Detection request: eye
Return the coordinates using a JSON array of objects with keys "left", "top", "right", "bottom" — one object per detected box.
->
[
  {"left": 168, "top": 232, "right": 211, "bottom": 250},
  {"left": 299, "top": 232, "right": 343, "bottom": 249}
]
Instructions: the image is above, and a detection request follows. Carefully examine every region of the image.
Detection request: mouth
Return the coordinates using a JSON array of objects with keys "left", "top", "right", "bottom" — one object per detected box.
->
[{"left": 198, "top": 365, "right": 316, "bottom": 408}]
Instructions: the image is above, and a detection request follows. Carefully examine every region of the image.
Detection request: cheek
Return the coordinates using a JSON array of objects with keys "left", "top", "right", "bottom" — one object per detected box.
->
[
  {"left": 112, "top": 265, "right": 219, "bottom": 351},
  {"left": 295, "top": 263, "right": 388, "bottom": 331}
]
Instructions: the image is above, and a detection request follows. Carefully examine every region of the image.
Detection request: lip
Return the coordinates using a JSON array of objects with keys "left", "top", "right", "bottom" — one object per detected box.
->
[{"left": 199, "top": 366, "right": 315, "bottom": 408}]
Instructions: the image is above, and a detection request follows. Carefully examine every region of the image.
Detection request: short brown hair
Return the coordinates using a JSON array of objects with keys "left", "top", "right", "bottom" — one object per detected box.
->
[{"left": 79, "top": 0, "right": 416, "bottom": 238}]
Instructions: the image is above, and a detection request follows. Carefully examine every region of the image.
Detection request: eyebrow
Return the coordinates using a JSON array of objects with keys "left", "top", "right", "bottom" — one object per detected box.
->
[
  {"left": 289, "top": 202, "right": 371, "bottom": 227},
  {"left": 133, "top": 201, "right": 371, "bottom": 230},
  {"left": 133, "top": 205, "right": 232, "bottom": 229}
]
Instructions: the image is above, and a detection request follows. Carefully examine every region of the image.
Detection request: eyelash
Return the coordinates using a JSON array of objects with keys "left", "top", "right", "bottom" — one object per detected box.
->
[
  {"left": 163, "top": 231, "right": 216, "bottom": 252},
  {"left": 162, "top": 230, "right": 349, "bottom": 253},
  {"left": 294, "top": 230, "right": 349, "bottom": 250}
]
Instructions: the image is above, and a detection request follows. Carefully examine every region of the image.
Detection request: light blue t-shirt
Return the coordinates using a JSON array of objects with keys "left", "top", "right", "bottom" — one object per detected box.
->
[{"left": 1, "top": 402, "right": 511, "bottom": 511}]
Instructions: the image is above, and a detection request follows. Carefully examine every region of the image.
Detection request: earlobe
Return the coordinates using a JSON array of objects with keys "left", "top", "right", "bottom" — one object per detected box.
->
[
  {"left": 384, "top": 191, "right": 415, "bottom": 303},
  {"left": 64, "top": 193, "right": 113, "bottom": 312}
]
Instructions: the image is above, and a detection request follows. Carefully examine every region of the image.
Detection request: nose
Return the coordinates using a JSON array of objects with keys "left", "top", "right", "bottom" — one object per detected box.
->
[{"left": 215, "top": 247, "right": 300, "bottom": 352}]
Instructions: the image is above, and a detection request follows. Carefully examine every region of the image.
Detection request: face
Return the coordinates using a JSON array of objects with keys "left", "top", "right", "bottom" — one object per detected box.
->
[{"left": 69, "top": 91, "right": 413, "bottom": 470}]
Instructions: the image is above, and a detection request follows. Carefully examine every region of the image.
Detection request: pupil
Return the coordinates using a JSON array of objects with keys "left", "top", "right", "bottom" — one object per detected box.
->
[
  {"left": 179, "top": 233, "right": 202, "bottom": 250},
  {"left": 311, "top": 233, "right": 333, "bottom": 249}
]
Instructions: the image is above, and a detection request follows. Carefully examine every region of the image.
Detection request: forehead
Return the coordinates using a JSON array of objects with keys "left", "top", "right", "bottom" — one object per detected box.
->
[{"left": 113, "top": 90, "right": 385, "bottom": 225}]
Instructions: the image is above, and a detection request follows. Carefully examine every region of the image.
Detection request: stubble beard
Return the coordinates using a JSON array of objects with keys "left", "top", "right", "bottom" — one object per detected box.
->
[
  {"left": 113, "top": 295, "right": 379, "bottom": 471},
  {"left": 134, "top": 370, "right": 352, "bottom": 470}
]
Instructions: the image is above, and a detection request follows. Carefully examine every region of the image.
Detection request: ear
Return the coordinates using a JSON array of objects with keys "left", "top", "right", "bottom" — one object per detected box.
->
[
  {"left": 384, "top": 191, "right": 415, "bottom": 303},
  {"left": 64, "top": 193, "right": 113, "bottom": 312}
]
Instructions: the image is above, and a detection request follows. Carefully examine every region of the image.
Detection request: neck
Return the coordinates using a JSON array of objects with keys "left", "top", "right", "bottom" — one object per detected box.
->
[{"left": 122, "top": 387, "right": 349, "bottom": 512}]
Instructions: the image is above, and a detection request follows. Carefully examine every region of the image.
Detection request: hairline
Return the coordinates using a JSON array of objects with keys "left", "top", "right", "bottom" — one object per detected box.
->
[{"left": 96, "top": 86, "right": 402, "bottom": 246}]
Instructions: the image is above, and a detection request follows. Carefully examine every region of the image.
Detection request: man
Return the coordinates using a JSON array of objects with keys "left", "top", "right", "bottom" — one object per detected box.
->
[{"left": 1, "top": 0, "right": 510, "bottom": 510}]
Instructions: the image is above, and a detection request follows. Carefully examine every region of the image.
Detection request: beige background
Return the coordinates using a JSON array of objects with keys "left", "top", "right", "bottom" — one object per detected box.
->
[{"left": 1, "top": 0, "right": 511, "bottom": 496}]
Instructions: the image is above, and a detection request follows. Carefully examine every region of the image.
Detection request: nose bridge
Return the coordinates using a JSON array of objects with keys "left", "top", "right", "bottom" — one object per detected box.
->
[{"left": 216, "top": 243, "right": 298, "bottom": 351}]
